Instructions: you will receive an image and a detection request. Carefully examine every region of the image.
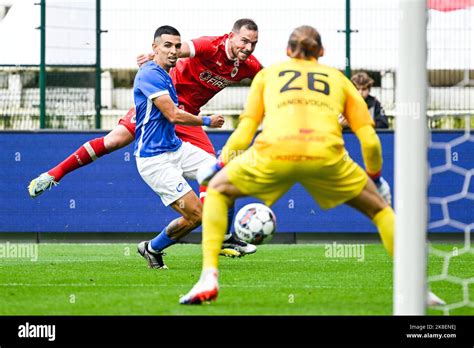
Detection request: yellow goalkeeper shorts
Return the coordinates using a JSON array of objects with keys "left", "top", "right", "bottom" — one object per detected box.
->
[{"left": 225, "top": 147, "right": 368, "bottom": 210}]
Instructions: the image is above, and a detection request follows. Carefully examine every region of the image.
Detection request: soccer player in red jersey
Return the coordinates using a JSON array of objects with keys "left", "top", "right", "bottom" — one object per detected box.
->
[{"left": 28, "top": 19, "right": 262, "bottom": 257}]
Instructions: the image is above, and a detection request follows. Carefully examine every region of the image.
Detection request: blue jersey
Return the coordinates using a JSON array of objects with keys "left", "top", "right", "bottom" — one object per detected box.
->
[{"left": 133, "top": 61, "right": 182, "bottom": 157}]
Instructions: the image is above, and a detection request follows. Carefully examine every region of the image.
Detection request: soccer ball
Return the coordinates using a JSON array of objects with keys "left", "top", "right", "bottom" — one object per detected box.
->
[{"left": 234, "top": 203, "right": 276, "bottom": 245}]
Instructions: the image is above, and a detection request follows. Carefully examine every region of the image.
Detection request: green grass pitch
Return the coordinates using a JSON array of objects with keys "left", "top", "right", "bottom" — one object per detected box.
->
[{"left": 0, "top": 243, "right": 472, "bottom": 315}]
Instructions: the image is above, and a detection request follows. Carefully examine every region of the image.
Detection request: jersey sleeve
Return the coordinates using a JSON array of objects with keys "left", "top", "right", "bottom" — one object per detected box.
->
[
  {"left": 239, "top": 69, "right": 266, "bottom": 124},
  {"left": 137, "top": 68, "right": 169, "bottom": 100},
  {"left": 189, "top": 36, "right": 215, "bottom": 58},
  {"left": 355, "top": 125, "right": 383, "bottom": 176},
  {"left": 342, "top": 74, "right": 374, "bottom": 132},
  {"left": 220, "top": 118, "right": 259, "bottom": 164}
]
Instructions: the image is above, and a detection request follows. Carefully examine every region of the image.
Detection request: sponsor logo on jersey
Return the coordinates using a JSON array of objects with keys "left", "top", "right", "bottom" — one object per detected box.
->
[
  {"left": 199, "top": 71, "right": 234, "bottom": 89},
  {"left": 270, "top": 155, "right": 324, "bottom": 161},
  {"left": 176, "top": 183, "right": 184, "bottom": 192},
  {"left": 130, "top": 115, "right": 136, "bottom": 124}
]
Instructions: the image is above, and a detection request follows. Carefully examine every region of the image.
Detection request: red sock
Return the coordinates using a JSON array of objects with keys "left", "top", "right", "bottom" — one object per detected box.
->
[
  {"left": 48, "top": 137, "right": 109, "bottom": 181},
  {"left": 199, "top": 185, "right": 208, "bottom": 204}
]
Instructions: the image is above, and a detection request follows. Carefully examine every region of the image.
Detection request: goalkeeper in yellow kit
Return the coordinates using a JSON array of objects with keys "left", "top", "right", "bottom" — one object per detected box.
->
[{"left": 180, "top": 25, "right": 443, "bottom": 306}]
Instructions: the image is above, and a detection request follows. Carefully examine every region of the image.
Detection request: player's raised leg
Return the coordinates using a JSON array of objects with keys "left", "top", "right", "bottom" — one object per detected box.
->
[{"left": 28, "top": 108, "right": 136, "bottom": 198}]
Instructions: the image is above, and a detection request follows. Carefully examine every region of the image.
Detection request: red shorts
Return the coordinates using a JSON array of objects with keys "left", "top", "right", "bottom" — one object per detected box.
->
[
  {"left": 118, "top": 107, "right": 216, "bottom": 156},
  {"left": 118, "top": 107, "right": 137, "bottom": 136}
]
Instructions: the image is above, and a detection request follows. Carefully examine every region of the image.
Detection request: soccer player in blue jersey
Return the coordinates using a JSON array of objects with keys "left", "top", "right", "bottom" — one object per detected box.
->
[{"left": 134, "top": 25, "right": 225, "bottom": 269}]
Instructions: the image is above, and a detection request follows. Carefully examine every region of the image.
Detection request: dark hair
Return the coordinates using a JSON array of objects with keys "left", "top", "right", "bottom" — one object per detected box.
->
[
  {"left": 154, "top": 25, "right": 180, "bottom": 40},
  {"left": 351, "top": 72, "right": 374, "bottom": 89},
  {"left": 288, "top": 25, "right": 323, "bottom": 59},
  {"left": 232, "top": 18, "right": 258, "bottom": 33}
]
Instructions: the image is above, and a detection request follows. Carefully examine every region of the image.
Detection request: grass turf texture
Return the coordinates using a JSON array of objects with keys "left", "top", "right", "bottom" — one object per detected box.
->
[{"left": 0, "top": 243, "right": 472, "bottom": 315}]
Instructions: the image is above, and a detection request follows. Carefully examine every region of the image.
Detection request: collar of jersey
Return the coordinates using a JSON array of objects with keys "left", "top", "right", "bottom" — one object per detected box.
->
[
  {"left": 224, "top": 38, "right": 239, "bottom": 62},
  {"left": 290, "top": 57, "right": 318, "bottom": 64},
  {"left": 147, "top": 60, "right": 170, "bottom": 75}
]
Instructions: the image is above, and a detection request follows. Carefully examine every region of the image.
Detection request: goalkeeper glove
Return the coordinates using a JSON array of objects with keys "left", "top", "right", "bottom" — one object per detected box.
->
[
  {"left": 372, "top": 176, "right": 392, "bottom": 205},
  {"left": 197, "top": 159, "right": 225, "bottom": 186}
]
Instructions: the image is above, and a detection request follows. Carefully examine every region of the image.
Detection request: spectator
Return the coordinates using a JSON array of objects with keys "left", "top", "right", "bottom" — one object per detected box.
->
[{"left": 351, "top": 72, "right": 389, "bottom": 129}]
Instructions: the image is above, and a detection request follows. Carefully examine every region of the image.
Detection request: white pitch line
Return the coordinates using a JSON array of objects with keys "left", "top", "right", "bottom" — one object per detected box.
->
[{"left": 0, "top": 283, "right": 390, "bottom": 289}]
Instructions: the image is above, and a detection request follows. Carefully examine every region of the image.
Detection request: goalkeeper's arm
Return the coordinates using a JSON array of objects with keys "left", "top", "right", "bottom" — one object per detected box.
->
[
  {"left": 355, "top": 125, "right": 391, "bottom": 204},
  {"left": 220, "top": 69, "right": 265, "bottom": 164},
  {"left": 355, "top": 125, "right": 383, "bottom": 181},
  {"left": 342, "top": 73, "right": 383, "bottom": 178},
  {"left": 196, "top": 117, "right": 259, "bottom": 185},
  {"left": 342, "top": 74, "right": 391, "bottom": 204},
  {"left": 196, "top": 70, "right": 265, "bottom": 185},
  {"left": 220, "top": 118, "right": 259, "bottom": 164}
]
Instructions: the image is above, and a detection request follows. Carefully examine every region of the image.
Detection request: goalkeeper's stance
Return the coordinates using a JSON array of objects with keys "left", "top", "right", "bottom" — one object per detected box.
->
[{"left": 180, "top": 25, "right": 444, "bottom": 306}]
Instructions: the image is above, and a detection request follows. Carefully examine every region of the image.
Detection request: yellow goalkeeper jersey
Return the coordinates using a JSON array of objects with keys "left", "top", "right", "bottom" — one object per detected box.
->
[{"left": 240, "top": 58, "right": 374, "bottom": 164}]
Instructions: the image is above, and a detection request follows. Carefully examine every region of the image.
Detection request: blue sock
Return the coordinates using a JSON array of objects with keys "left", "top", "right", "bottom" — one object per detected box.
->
[
  {"left": 149, "top": 227, "right": 176, "bottom": 252},
  {"left": 226, "top": 205, "right": 235, "bottom": 236}
]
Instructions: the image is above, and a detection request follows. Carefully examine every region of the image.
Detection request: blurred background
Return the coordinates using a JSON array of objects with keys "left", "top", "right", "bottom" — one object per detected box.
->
[{"left": 0, "top": 0, "right": 472, "bottom": 130}]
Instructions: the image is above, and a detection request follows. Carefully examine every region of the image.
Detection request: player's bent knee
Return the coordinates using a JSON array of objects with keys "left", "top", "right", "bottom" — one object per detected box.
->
[
  {"left": 347, "top": 184, "right": 388, "bottom": 219},
  {"left": 184, "top": 206, "right": 202, "bottom": 228},
  {"left": 371, "top": 201, "right": 389, "bottom": 218},
  {"left": 208, "top": 182, "right": 241, "bottom": 202},
  {"left": 365, "top": 196, "right": 388, "bottom": 219},
  {"left": 104, "top": 127, "right": 134, "bottom": 151},
  {"left": 185, "top": 218, "right": 201, "bottom": 231},
  {"left": 104, "top": 136, "right": 130, "bottom": 151},
  {"left": 207, "top": 176, "right": 223, "bottom": 191}
]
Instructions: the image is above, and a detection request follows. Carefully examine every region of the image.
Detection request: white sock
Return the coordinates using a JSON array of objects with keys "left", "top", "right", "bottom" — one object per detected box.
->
[{"left": 200, "top": 267, "right": 218, "bottom": 281}]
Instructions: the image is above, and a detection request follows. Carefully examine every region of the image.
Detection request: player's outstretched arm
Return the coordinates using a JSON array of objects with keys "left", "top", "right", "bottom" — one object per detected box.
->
[
  {"left": 355, "top": 125, "right": 391, "bottom": 205},
  {"left": 177, "top": 42, "right": 191, "bottom": 58},
  {"left": 197, "top": 116, "right": 259, "bottom": 186},
  {"left": 220, "top": 118, "right": 259, "bottom": 163},
  {"left": 153, "top": 94, "right": 224, "bottom": 128},
  {"left": 343, "top": 75, "right": 391, "bottom": 204},
  {"left": 136, "top": 42, "right": 192, "bottom": 67},
  {"left": 136, "top": 53, "right": 153, "bottom": 67},
  {"left": 197, "top": 69, "right": 265, "bottom": 185},
  {"left": 220, "top": 69, "right": 265, "bottom": 164}
]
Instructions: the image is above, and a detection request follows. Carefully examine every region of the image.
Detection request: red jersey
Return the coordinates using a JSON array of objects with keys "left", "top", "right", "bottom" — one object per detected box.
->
[
  {"left": 121, "top": 34, "right": 262, "bottom": 155},
  {"left": 171, "top": 34, "right": 262, "bottom": 115},
  {"left": 171, "top": 34, "right": 262, "bottom": 154}
]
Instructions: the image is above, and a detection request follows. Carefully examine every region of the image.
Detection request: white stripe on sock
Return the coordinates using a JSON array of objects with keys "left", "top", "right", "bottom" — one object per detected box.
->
[{"left": 83, "top": 142, "right": 98, "bottom": 161}]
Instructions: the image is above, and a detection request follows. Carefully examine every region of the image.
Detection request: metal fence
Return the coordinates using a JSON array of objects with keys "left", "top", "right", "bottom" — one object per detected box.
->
[{"left": 0, "top": 0, "right": 472, "bottom": 130}]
